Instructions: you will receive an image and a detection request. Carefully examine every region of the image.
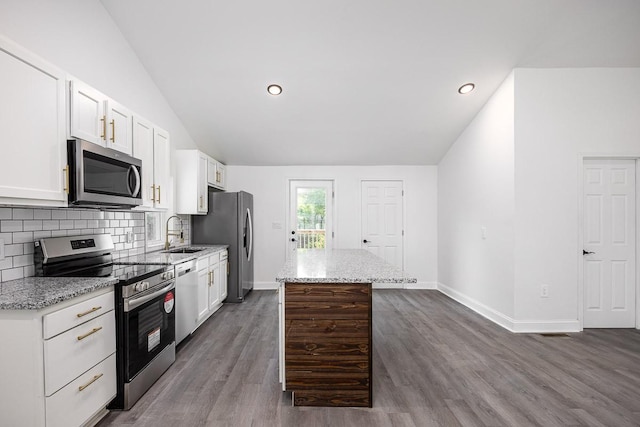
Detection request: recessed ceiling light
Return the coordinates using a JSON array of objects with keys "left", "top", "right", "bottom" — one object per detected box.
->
[
  {"left": 267, "top": 84, "right": 282, "bottom": 95},
  {"left": 458, "top": 83, "right": 475, "bottom": 94}
]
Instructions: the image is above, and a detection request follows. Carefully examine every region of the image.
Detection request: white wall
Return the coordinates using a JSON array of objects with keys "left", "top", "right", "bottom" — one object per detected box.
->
[
  {"left": 438, "top": 72, "right": 516, "bottom": 322},
  {"left": 0, "top": 0, "right": 197, "bottom": 151},
  {"left": 226, "top": 165, "right": 437, "bottom": 289},
  {"left": 513, "top": 68, "right": 640, "bottom": 328}
]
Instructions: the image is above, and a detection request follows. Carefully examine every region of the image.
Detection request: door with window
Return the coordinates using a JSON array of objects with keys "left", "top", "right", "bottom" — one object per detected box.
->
[
  {"left": 361, "top": 180, "right": 404, "bottom": 269},
  {"left": 583, "top": 159, "right": 637, "bottom": 328},
  {"left": 288, "top": 180, "right": 334, "bottom": 254}
]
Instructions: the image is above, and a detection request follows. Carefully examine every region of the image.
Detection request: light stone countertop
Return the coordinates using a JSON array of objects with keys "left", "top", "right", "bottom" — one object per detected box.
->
[
  {"left": 276, "top": 249, "right": 417, "bottom": 284},
  {"left": 0, "top": 276, "right": 118, "bottom": 310},
  {"left": 115, "top": 245, "right": 229, "bottom": 266}
]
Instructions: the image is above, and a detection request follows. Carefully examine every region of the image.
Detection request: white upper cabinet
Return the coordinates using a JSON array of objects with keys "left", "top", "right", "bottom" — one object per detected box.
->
[
  {"left": 0, "top": 35, "right": 67, "bottom": 207},
  {"left": 133, "top": 115, "right": 170, "bottom": 210},
  {"left": 175, "top": 150, "right": 208, "bottom": 215},
  {"left": 69, "top": 80, "right": 132, "bottom": 155},
  {"left": 206, "top": 156, "right": 226, "bottom": 190}
]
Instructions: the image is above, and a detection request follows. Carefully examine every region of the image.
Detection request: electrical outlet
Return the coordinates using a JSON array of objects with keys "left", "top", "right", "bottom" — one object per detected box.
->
[{"left": 541, "top": 284, "right": 549, "bottom": 298}]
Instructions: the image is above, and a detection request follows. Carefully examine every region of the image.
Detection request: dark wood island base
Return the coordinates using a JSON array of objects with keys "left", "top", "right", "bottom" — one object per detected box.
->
[{"left": 284, "top": 282, "right": 372, "bottom": 407}]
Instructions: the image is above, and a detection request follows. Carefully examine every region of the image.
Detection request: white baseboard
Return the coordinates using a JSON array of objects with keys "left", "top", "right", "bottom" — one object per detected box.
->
[
  {"left": 436, "top": 282, "right": 580, "bottom": 333},
  {"left": 253, "top": 281, "right": 279, "bottom": 290},
  {"left": 404, "top": 281, "right": 438, "bottom": 290}
]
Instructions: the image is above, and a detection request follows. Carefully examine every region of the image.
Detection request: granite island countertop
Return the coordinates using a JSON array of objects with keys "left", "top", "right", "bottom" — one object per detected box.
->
[
  {"left": 276, "top": 249, "right": 417, "bottom": 284},
  {"left": 0, "top": 276, "right": 118, "bottom": 310},
  {"left": 115, "top": 245, "right": 229, "bottom": 266}
]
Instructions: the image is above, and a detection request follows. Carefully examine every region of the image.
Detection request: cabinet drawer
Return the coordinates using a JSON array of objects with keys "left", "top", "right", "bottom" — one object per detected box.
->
[
  {"left": 219, "top": 250, "right": 228, "bottom": 261},
  {"left": 44, "top": 310, "right": 116, "bottom": 396},
  {"left": 286, "top": 319, "right": 369, "bottom": 338},
  {"left": 285, "top": 301, "right": 370, "bottom": 320},
  {"left": 293, "top": 390, "right": 370, "bottom": 407},
  {"left": 286, "top": 372, "right": 369, "bottom": 390},
  {"left": 285, "top": 337, "right": 369, "bottom": 357},
  {"left": 44, "top": 291, "right": 114, "bottom": 339},
  {"left": 45, "top": 353, "right": 117, "bottom": 427},
  {"left": 286, "top": 355, "right": 369, "bottom": 373},
  {"left": 285, "top": 283, "right": 371, "bottom": 302}
]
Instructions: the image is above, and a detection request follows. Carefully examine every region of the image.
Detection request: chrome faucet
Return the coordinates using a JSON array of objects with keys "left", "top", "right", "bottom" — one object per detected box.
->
[{"left": 165, "top": 215, "right": 184, "bottom": 250}]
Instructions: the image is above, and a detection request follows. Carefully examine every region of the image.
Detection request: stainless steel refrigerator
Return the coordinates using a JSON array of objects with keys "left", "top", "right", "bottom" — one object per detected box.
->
[{"left": 192, "top": 191, "right": 254, "bottom": 302}]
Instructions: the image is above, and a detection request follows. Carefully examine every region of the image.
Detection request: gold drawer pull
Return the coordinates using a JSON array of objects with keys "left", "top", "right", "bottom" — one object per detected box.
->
[
  {"left": 78, "top": 373, "right": 103, "bottom": 392},
  {"left": 76, "top": 306, "right": 102, "bottom": 318},
  {"left": 77, "top": 326, "right": 103, "bottom": 341}
]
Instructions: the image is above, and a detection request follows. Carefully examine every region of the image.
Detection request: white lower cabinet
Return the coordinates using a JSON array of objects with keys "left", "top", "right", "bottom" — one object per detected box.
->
[
  {"left": 0, "top": 288, "right": 116, "bottom": 427},
  {"left": 195, "top": 249, "right": 228, "bottom": 327}
]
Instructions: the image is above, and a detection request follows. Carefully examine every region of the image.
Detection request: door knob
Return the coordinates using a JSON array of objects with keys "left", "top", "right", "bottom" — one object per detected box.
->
[
  {"left": 291, "top": 231, "right": 296, "bottom": 235},
  {"left": 583, "top": 250, "right": 595, "bottom": 255},
  {"left": 291, "top": 238, "right": 296, "bottom": 242},
  {"left": 363, "top": 239, "right": 369, "bottom": 243}
]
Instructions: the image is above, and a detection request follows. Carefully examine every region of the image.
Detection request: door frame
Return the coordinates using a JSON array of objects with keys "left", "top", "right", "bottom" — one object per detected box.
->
[
  {"left": 359, "top": 179, "right": 406, "bottom": 270},
  {"left": 577, "top": 155, "right": 640, "bottom": 330},
  {"left": 286, "top": 179, "right": 335, "bottom": 256}
]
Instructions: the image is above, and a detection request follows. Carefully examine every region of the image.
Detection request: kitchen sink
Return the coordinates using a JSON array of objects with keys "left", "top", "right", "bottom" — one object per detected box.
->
[{"left": 165, "top": 248, "right": 203, "bottom": 254}]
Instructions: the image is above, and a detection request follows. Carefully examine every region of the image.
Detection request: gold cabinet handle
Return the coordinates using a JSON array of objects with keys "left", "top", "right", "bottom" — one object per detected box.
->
[
  {"left": 78, "top": 373, "right": 103, "bottom": 392},
  {"left": 110, "top": 119, "right": 115, "bottom": 142},
  {"left": 100, "top": 116, "right": 106, "bottom": 140},
  {"left": 63, "top": 165, "right": 69, "bottom": 194},
  {"left": 157, "top": 186, "right": 161, "bottom": 204},
  {"left": 216, "top": 171, "right": 221, "bottom": 183},
  {"left": 77, "top": 326, "right": 103, "bottom": 341},
  {"left": 200, "top": 195, "right": 203, "bottom": 209},
  {"left": 151, "top": 185, "right": 156, "bottom": 202},
  {"left": 227, "top": 260, "right": 229, "bottom": 275},
  {"left": 208, "top": 271, "right": 212, "bottom": 286},
  {"left": 76, "top": 306, "right": 102, "bottom": 318}
]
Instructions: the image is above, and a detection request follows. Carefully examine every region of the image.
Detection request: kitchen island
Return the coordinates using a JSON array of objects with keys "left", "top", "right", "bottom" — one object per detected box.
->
[{"left": 276, "top": 249, "right": 416, "bottom": 407}]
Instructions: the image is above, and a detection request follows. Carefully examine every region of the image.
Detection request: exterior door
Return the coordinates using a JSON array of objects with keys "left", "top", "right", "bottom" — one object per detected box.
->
[
  {"left": 583, "top": 159, "right": 637, "bottom": 328},
  {"left": 361, "top": 180, "right": 404, "bottom": 269},
  {"left": 288, "top": 180, "right": 334, "bottom": 254}
]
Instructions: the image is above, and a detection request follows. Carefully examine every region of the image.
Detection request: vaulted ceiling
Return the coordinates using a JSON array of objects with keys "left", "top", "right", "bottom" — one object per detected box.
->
[{"left": 100, "top": 0, "right": 640, "bottom": 165}]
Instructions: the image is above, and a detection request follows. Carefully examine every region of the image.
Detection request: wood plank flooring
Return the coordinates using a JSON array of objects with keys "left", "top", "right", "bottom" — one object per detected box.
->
[{"left": 97, "top": 290, "right": 640, "bottom": 427}]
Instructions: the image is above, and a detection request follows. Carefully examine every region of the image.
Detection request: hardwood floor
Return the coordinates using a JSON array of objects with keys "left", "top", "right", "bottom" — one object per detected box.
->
[{"left": 98, "top": 290, "right": 640, "bottom": 427}]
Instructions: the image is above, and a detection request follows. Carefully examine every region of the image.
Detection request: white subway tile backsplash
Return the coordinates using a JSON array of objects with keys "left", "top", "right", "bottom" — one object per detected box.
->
[
  {"left": 34, "top": 209, "right": 52, "bottom": 220},
  {"left": 12, "top": 208, "right": 33, "bottom": 220},
  {"left": 66, "top": 210, "right": 82, "bottom": 220},
  {"left": 2, "top": 267, "right": 24, "bottom": 282},
  {"left": 51, "top": 210, "right": 67, "bottom": 220},
  {"left": 42, "top": 221, "right": 60, "bottom": 231},
  {"left": 13, "top": 254, "right": 33, "bottom": 268},
  {"left": 13, "top": 232, "right": 33, "bottom": 244},
  {"left": 5, "top": 244, "right": 23, "bottom": 256},
  {"left": 0, "top": 206, "right": 192, "bottom": 283},
  {"left": 23, "top": 220, "right": 43, "bottom": 231},
  {"left": 60, "top": 220, "right": 74, "bottom": 229}
]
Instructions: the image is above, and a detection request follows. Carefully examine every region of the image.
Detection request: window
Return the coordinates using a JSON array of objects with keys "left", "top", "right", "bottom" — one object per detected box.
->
[{"left": 145, "top": 211, "right": 165, "bottom": 249}]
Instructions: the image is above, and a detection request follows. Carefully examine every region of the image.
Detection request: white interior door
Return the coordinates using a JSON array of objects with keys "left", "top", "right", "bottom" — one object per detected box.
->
[
  {"left": 583, "top": 159, "right": 637, "bottom": 328},
  {"left": 361, "top": 180, "right": 404, "bottom": 269},
  {"left": 288, "top": 180, "right": 334, "bottom": 255}
]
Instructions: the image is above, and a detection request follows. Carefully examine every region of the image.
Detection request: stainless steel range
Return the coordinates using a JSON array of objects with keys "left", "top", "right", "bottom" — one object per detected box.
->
[{"left": 35, "top": 234, "right": 176, "bottom": 410}]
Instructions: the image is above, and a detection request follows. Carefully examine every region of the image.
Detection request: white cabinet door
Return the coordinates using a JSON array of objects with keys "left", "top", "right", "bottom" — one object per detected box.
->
[
  {"left": 69, "top": 80, "right": 105, "bottom": 145},
  {"left": 209, "top": 260, "right": 221, "bottom": 311},
  {"left": 0, "top": 35, "right": 67, "bottom": 206},
  {"left": 207, "top": 157, "right": 217, "bottom": 186},
  {"left": 153, "top": 127, "right": 171, "bottom": 210},
  {"left": 198, "top": 153, "right": 208, "bottom": 214},
  {"left": 133, "top": 115, "right": 155, "bottom": 208},
  {"left": 219, "top": 257, "right": 228, "bottom": 302},
  {"left": 106, "top": 99, "right": 132, "bottom": 155},
  {"left": 216, "top": 163, "right": 226, "bottom": 189},
  {"left": 197, "top": 267, "right": 210, "bottom": 324}
]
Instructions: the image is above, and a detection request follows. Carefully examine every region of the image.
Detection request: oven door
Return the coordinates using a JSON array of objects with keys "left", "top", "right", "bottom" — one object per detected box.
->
[
  {"left": 68, "top": 139, "right": 143, "bottom": 207},
  {"left": 123, "top": 281, "right": 175, "bottom": 381}
]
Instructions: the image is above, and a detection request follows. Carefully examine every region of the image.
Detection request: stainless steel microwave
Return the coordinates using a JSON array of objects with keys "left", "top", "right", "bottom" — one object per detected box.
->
[{"left": 67, "top": 139, "right": 142, "bottom": 208}]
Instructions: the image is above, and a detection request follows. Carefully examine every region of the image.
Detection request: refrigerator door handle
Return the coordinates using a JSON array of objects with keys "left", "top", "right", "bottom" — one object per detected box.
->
[{"left": 246, "top": 208, "right": 253, "bottom": 262}]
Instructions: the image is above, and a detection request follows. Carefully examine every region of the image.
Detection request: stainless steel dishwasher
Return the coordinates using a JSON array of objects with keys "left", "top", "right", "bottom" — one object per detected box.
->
[{"left": 175, "top": 259, "right": 199, "bottom": 345}]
